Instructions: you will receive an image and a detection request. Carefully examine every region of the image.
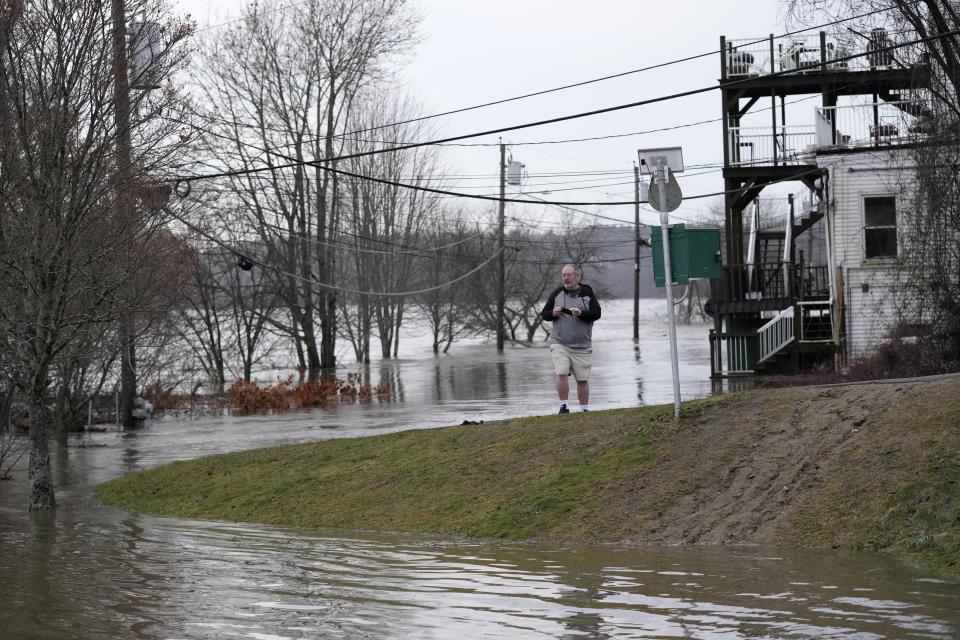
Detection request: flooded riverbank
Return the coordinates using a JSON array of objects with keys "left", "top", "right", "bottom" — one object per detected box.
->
[
  {"left": 6, "top": 513, "right": 959, "bottom": 639},
  {"left": 2, "top": 300, "right": 958, "bottom": 638}
]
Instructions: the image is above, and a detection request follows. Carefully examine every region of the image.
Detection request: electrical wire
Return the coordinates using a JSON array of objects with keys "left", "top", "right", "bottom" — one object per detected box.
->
[
  {"left": 198, "top": 200, "right": 650, "bottom": 263},
  {"left": 193, "top": 0, "right": 312, "bottom": 33},
  {"left": 166, "top": 206, "right": 508, "bottom": 297},
  {"left": 182, "top": 107, "right": 831, "bottom": 209},
  {"left": 172, "top": 85, "right": 842, "bottom": 198},
  {"left": 247, "top": 158, "right": 825, "bottom": 207},
  {"left": 181, "top": 160, "right": 815, "bottom": 269},
  {"left": 175, "top": 79, "right": 829, "bottom": 153},
  {"left": 225, "top": 215, "right": 488, "bottom": 258},
  {"left": 165, "top": 8, "right": 936, "bottom": 269},
  {"left": 190, "top": 1, "right": 919, "bottom": 144},
  {"left": 173, "top": 27, "right": 947, "bottom": 185}
]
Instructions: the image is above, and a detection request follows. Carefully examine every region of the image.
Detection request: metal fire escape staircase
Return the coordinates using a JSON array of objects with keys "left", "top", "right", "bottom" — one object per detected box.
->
[
  {"left": 754, "top": 200, "right": 833, "bottom": 368},
  {"left": 709, "top": 29, "right": 929, "bottom": 378}
]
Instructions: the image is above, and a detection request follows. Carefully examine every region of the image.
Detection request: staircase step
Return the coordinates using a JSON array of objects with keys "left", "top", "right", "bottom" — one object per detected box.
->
[{"left": 794, "top": 211, "right": 824, "bottom": 236}]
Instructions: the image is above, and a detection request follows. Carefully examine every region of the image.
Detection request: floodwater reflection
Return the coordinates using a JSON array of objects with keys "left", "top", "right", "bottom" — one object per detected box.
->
[{"left": 5, "top": 514, "right": 959, "bottom": 639}]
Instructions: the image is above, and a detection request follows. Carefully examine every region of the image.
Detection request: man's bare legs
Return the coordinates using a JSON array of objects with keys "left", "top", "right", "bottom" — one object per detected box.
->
[
  {"left": 556, "top": 375, "right": 590, "bottom": 412},
  {"left": 555, "top": 374, "right": 569, "bottom": 402},
  {"left": 576, "top": 381, "right": 589, "bottom": 407}
]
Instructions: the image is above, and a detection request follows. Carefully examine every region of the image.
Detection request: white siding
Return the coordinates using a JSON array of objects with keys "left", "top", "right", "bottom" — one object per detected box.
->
[
  {"left": 843, "top": 267, "right": 899, "bottom": 355},
  {"left": 817, "top": 151, "right": 915, "bottom": 356}
]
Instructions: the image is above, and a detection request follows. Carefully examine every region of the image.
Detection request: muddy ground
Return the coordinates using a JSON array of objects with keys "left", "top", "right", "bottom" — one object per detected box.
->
[{"left": 602, "top": 376, "right": 960, "bottom": 551}]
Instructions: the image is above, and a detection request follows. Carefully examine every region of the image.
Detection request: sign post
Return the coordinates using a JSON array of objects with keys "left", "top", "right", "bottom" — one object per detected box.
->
[{"left": 639, "top": 147, "right": 684, "bottom": 418}]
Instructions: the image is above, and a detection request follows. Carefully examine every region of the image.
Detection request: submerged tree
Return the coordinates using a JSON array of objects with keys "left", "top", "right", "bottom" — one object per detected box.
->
[
  {"left": 175, "top": 242, "right": 281, "bottom": 390},
  {"left": 0, "top": 0, "right": 193, "bottom": 509},
  {"left": 339, "top": 93, "right": 442, "bottom": 360},
  {"left": 414, "top": 215, "right": 483, "bottom": 355},
  {"left": 193, "top": 0, "right": 420, "bottom": 379}
]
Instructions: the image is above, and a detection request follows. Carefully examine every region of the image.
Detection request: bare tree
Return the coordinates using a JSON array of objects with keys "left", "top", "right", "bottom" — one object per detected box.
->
[
  {"left": 897, "top": 119, "right": 960, "bottom": 365},
  {"left": 173, "top": 238, "right": 282, "bottom": 391},
  {"left": 176, "top": 249, "right": 228, "bottom": 393},
  {"left": 788, "top": 1, "right": 960, "bottom": 117},
  {"left": 0, "top": 0, "right": 192, "bottom": 509},
  {"left": 340, "top": 93, "right": 441, "bottom": 359},
  {"left": 0, "top": 366, "right": 25, "bottom": 481},
  {"left": 223, "top": 249, "right": 282, "bottom": 384},
  {"left": 415, "top": 216, "right": 482, "bottom": 354},
  {"left": 193, "top": 0, "right": 420, "bottom": 379},
  {"left": 52, "top": 328, "right": 120, "bottom": 443}
]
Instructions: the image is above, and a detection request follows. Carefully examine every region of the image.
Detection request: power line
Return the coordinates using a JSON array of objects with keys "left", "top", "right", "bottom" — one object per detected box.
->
[
  {"left": 199, "top": 198, "right": 653, "bottom": 263},
  {"left": 174, "top": 26, "right": 945, "bottom": 185},
  {"left": 193, "top": 0, "right": 312, "bottom": 33},
  {"left": 176, "top": 79, "right": 836, "bottom": 154},
  {"left": 173, "top": 83, "right": 847, "bottom": 198},
  {"left": 182, "top": 1, "right": 917, "bottom": 161},
  {"left": 166, "top": 206, "right": 508, "bottom": 297},
  {"left": 264, "top": 159, "right": 824, "bottom": 207},
  {"left": 190, "top": 157, "right": 817, "bottom": 243},
  {"left": 193, "top": 2, "right": 916, "bottom": 143}
]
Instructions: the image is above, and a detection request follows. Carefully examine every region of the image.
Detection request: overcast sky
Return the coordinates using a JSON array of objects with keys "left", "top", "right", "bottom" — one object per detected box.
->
[{"left": 177, "top": 1, "right": 797, "bottom": 229}]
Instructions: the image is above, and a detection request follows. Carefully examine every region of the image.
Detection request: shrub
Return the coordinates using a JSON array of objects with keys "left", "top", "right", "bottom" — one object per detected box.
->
[{"left": 227, "top": 374, "right": 389, "bottom": 414}]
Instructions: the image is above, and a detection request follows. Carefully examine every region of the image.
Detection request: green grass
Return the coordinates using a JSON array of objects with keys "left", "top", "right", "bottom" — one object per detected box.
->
[
  {"left": 98, "top": 405, "right": 677, "bottom": 541},
  {"left": 97, "top": 383, "right": 960, "bottom": 577}
]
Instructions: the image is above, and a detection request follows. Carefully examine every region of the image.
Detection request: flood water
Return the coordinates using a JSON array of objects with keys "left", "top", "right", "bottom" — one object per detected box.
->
[{"left": 2, "top": 299, "right": 958, "bottom": 639}]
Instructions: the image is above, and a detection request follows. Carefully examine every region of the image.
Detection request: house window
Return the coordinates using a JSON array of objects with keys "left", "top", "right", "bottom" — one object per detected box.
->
[{"left": 864, "top": 196, "right": 897, "bottom": 259}]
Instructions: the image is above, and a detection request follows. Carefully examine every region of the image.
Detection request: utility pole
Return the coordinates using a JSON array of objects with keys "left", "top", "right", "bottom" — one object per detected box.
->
[
  {"left": 496, "top": 141, "right": 506, "bottom": 351},
  {"left": 111, "top": 0, "right": 137, "bottom": 429},
  {"left": 633, "top": 162, "right": 641, "bottom": 340}
]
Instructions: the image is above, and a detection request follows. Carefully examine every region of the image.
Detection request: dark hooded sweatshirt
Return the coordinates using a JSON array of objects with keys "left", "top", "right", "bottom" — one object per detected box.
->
[{"left": 540, "top": 284, "right": 601, "bottom": 348}]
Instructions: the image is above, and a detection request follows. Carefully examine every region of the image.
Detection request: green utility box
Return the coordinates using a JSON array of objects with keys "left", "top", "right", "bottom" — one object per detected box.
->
[{"left": 651, "top": 224, "right": 722, "bottom": 286}]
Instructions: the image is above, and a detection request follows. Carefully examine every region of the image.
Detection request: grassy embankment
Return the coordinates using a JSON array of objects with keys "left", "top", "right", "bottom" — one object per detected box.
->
[{"left": 97, "top": 378, "right": 960, "bottom": 577}]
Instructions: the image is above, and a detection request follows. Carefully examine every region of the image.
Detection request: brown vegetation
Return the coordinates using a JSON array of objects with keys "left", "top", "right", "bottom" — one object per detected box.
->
[{"left": 226, "top": 374, "right": 389, "bottom": 414}]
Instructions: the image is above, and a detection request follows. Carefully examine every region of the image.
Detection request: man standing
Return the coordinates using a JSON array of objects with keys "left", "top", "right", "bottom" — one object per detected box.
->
[{"left": 540, "top": 264, "right": 601, "bottom": 413}]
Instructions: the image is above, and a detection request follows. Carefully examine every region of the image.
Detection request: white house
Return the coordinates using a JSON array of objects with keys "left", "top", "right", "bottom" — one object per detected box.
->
[
  {"left": 816, "top": 148, "right": 916, "bottom": 357},
  {"left": 712, "top": 29, "right": 930, "bottom": 376}
]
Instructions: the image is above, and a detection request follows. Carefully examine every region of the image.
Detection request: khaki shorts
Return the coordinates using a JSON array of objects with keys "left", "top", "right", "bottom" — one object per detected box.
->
[{"left": 549, "top": 343, "right": 593, "bottom": 381}]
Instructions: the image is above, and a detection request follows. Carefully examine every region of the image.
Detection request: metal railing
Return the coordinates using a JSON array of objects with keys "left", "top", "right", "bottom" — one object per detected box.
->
[
  {"left": 757, "top": 306, "right": 795, "bottom": 364},
  {"left": 727, "top": 125, "right": 816, "bottom": 167},
  {"left": 725, "top": 263, "right": 793, "bottom": 301},
  {"left": 796, "top": 265, "right": 830, "bottom": 299},
  {"left": 719, "top": 263, "right": 830, "bottom": 302},
  {"left": 709, "top": 330, "right": 756, "bottom": 378},
  {"left": 816, "top": 101, "right": 927, "bottom": 148},
  {"left": 723, "top": 30, "right": 924, "bottom": 78}
]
